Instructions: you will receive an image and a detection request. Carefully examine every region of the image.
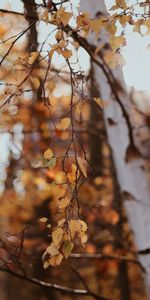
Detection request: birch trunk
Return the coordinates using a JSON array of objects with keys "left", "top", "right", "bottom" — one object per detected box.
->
[{"left": 81, "top": 0, "right": 150, "bottom": 296}]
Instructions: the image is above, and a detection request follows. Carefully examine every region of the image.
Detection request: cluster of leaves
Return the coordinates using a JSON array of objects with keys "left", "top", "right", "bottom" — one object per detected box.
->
[{"left": 1, "top": 0, "right": 150, "bottom": 270}]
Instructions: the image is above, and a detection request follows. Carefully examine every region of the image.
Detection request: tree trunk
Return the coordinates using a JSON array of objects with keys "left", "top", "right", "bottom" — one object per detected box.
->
[{"left": 81, "top": 0, "right": 150, "bottom": 297}]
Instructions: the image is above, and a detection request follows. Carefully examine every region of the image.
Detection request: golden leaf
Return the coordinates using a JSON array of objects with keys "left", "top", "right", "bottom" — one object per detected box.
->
[
  {"left": 109, "top": 36, "right": 125, "bottom": 51},
  {"left": 46, "top": 242, "right": 59, "bottom": 256},
  {"left": 60, "top": 11, "right": 72, "bottom": 27},
  {"left": 63, "top": 240, "right": 74, "bottom": 259},
  {"left": 28, "top": 52, "right": 39, "bottom": 64},
  {"left": 56, "top": 7, "right": 72, "bottom": 27},
  {"left": 80, "top": 220, "right": 88, "bottom": 232},
  {"left": 44, "top": 148, "right": 54, "bottom": 160},
  {"left": 66, "top": 164, "right": 78, "bottom": 184},
  {"left": 49, "top": 253, "right": 63, "bottom": 266},
  {"left": 57, "top": 117, "right": 71, "bottom": 130},
  {"left": 62, "top": 49, "right": 73, "bottom": 59},
  {"left": 31, "top": 77, "right": 40, "bottom": 89},
  {"left": 69, "top": 219, "right": 80, "bottom": 239},
  {"left": 89, "top": 19, "right": 103, "bottom": 36},
  {"left": 116, "top": 0, "right": 127, "bottom": 9},
  {"left": 106, "top": 23, "right": 117, "bottom": 36},
  {"left": 69, "top": 219, "right": 88, "bottom": 246},
  {"left": 52, "top": 227, "right": 64, "bottom": 246},
  {"left": 119, "top": 15, "right": 130, "bottom": 26},
  {"left": 77, "top": 157, "right": 87, "bottom": 178},
  {"left": 48, "top": 81, "right": 55, "bottom": 91},
  {"left": 58, "top": 218, "right": 66, "bottom": 227},
  {"left": 58, "top": 197, "right": 70, "bottom": 209}
]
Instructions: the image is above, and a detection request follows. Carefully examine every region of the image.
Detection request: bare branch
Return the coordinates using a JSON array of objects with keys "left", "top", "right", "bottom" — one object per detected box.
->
[
  {"left": 1, "top": 268, "right": 115, "bottom": 300},
  {"left": 70, "top": 253, "right": 145, "bottom": 272}
]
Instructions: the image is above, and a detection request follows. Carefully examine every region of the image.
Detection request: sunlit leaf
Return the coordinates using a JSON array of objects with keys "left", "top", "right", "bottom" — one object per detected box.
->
[
  {"left": 58, "top": 197, "right": 70, "bottom": 209},
  {"left": 44, "top": 148, "right": 54, "bottom": 160},
  {"left": 52, "top": 227, "right": 64, "bottom": 246},
  {"left": 46, "top": 242, "right": 59, "bottom": 256},
  {"left": 57, "top": 117, "right": 71, "bottom": 130}
]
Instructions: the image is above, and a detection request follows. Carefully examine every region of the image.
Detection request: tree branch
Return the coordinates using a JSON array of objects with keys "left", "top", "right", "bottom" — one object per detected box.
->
[
  {"left": 1, "top": 268, "right": 115, "bottom": 300},
  {"left": 70, "top": 253, "right": 145, "bottom": 272}
]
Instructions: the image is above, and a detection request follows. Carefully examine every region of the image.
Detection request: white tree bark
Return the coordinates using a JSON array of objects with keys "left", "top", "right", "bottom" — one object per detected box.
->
[{"left": 81, "top": 0, "right": 150, "bottom": 296}]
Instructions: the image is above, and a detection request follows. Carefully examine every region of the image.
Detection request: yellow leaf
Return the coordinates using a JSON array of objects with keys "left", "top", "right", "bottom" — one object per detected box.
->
[
  {"left": 52, "top": 227, "right": 64, "bottom": 246},
  {"left": 80, "top": 220, "right": 88, "bottom": 232},
  {"left": 60, "top": 10, "right": 72, "bottom": 27},
  {"left": 31, "top": 77, "right": 40, "bottom": 89},
  {"left": 58, "top": 218, "right": 66, "bottom": 227},
  {"left": 68, "top": 219, "right": 88, "bottom": 246},
  {"left": 77, "top": 157, "right": 87, "bottom": 178},
  {"left": 49, "top": 253, "right": 63, "bottom": 266},
  {"left": 106, "top": 23, "right": 117, "bottom": 36},
  {"left": 66, "top": 164, "right": 78, "bottom": 184},
  {"left": 69, "top": 220, "right": 80, "bottom": 239},
  {"left": 57, "top": 117, "right": 71, "bottom": 130},
  {"left": 44, "top": 148, "right": 54, "bottom": 160},
  {"left": 80, "top": 231, "right": 88, "bottom": 246},
  {"left": 119, "top": 15, "right": 130, "bottom": 26},
  {"left": 28, "top": 52, "right": 39, "bottom": 64},
  {"left": 46, "top": 242, "right": 59, "bottom": 256},
  {"left": 58, "top": 197, "right": 70, "bottom": 209},
  {"left": 89, "top": 19, "right": 103, "bottom": 36},
  {"left": 109, "top": 36, "right": 125, "bottom": 51},
  {"left": 116, "top": 0, "right": 127, "bottom": 9},
  {"left": 48, "top": 81, "right": 55, "bottom": 91},
  {"left": 79, "top": 220, "right": 88, "bottom": 246},
  {"left": 63, "top": 240, "right": 74, "bottom": 259}
]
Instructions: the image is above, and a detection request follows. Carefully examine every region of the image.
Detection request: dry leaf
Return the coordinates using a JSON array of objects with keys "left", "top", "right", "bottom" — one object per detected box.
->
[
  {"left": 77, "top": 157, "right": 87, "bottom": 177},
  {"left": 58, "top": 197, "right": 70, "bottom": 209},
  {"left": 52, "top": 227, "right": 64, "bottom": 246},
  {"left": 44, "top": 148, "right": 54, "bottom": 160},
  {"left": 31, "top": 77, "right": 40, "bottom": 89}
]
